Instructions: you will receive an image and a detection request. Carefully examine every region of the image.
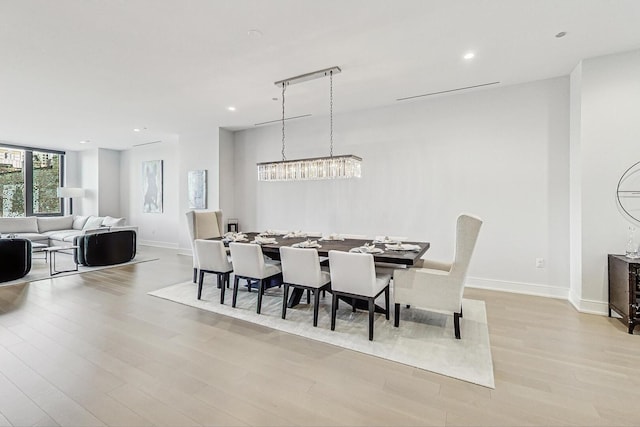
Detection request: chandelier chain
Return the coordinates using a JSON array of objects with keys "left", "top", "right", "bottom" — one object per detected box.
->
[
  {"left": 330, "top": 70, "right": 333, "bottom": 157},
  {"left": 281, "top": 82, "right": 286, "bottom": 161}
]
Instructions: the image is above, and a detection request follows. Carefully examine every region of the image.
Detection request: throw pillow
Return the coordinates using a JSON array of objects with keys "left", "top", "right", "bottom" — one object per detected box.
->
[
  {"left": 83, "top": 216, "right": 105, "bottom": 230},
  {"left": 72, "top": 215, "right": 89, "bottom": 230},
  {"left": 37, "top": 215, "right": 74, "bottom": 233},
  {"left": 102, "top": 216, "right": 126, "bottom": 227}
]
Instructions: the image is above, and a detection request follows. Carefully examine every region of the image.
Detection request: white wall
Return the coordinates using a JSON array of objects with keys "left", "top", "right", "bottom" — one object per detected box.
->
[
  {"left": 120, "top": 139, "right": 180, "bottom": 247},
  {"left": 78, "top": 148, "right": 98, "bottom": 216},
  {"left": 231, "top": 78, "right": 571, "bottom": 297},
  {"left": 176, "top": 131, "right": 220, "bottom": 251},
  {"left": 219, "top": 128, "right": 235, "bottom": 229},
  {"left": 573, "top": 49, "right": 640, "bottom": 313},
  {"left": 97, "top": 148, "right": 120, "bottom": 217}
]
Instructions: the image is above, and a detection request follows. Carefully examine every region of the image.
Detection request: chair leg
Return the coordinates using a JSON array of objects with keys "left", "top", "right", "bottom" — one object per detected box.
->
[
  {"left": 454, "top": 312, "right": 461, "bottom": 339},
  {"left": 331, "top": 293, "right": 338, "bottom": 331},
  {"left": 257, "top": 279, "right": 264, "bottom": 314},
  {"left": 394, "top": 303, "right": 400, "bottom": 327},
  {"left": 216, "top": 274, "right": 222, "bottom": 289},
  {"left": 220, "top": 278, "right": 226, "bottom": 304},
  {"left": 226, "top": 273, "right": 230, "bottom": 288},
  {"left": 384, "top": 286, "right": 390, "bottom": 320},
  {"left": 460, "top": 306, "right": 463, "bottom": 318},
  {"left": 282, "top": 283, "right": 289, "bottom": 319},
  {"left": 307, "top": 289, "right": 310, "bottom": 304},
  {"left": 322, "top": 289, "right": 326, "bottom": 298},
  {"left": 232, "top": 276, "right": 240, "bottom": 307},
  {"left": 247, "top": 279, "right": 252, "bottom": 292},
  {"left": 368, "top": 298, "right": 375, "bottom": 341},
  {"left": 193, "top": 268, "right": 197, "bottom": 283},
  {"left": 352, "top": 298, "right": 357, "bottom": 312},
  {"left": 197, "top": 270, "right": 205, "bottom": 300},
  {"left": 313, "top": 289, "right": 321, "bottom": 327}
]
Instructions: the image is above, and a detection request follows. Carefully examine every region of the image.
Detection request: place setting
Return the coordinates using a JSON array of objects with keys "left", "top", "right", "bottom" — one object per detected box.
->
[
  {"left": 291, "top": 239, "right": 322, "bottom": 249},
  {"left": 222, "top": 231, "right": 248, "bottom": 243}
]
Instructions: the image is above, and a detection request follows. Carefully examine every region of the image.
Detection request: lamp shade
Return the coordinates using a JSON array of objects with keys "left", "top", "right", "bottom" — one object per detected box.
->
[{"left": 57, "top": 187, "right": 85, "bottom": 198}]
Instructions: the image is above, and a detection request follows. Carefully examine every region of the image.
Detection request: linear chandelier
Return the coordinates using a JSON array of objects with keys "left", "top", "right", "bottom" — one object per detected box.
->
[{"left": 257, "top": 66, "right": 362, "bottom": 181}]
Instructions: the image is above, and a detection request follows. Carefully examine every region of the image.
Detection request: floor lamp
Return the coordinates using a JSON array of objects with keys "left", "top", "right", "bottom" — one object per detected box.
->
[{"left": 56, "top": 187, "right": 85, "bottom": 215}]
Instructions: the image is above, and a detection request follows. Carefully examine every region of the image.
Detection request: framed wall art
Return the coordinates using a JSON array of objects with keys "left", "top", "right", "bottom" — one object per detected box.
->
[
  {"left": 142, "top": 160, "right": 163, "bottom": 213},
  {"left": 187, "top": 169, "right": 207, "bottom": 209}
]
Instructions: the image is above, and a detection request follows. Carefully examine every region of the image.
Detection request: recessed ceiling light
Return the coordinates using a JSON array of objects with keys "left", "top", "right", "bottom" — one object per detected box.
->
[
  {"left": 133, "top": 128, "right": 141, "bottom": 132},
  {"left": 463, "top": 52, "right": 475, "bottom": 60},
  {"left": 555, "top": 31, "right": 567, "bottom": 38},
  {"left": 79, "top": 140, "right": 90, "bottom": 144},
  {"left": 227, "top": 106, "right": 236, "bottom": 111},
  {"left": 247, "top": 29, "right": 263, "bottom": 38}
]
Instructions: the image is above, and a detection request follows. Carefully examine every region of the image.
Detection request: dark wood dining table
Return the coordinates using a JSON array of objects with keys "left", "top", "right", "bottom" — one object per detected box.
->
[{"left": 218, "top": 232, "right": 430, "bottom": 310}]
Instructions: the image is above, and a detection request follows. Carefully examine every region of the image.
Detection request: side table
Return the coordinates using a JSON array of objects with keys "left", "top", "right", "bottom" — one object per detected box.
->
[{"left": 43, "top": 245, "right": 79, "bottom": 276}]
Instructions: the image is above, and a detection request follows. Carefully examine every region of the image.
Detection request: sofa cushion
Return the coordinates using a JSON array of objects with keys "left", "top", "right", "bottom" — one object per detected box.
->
[
  {"left": 43, "top": 230, "right": 84, "bottom": 242},
  {"left": 72, "top": 215, "right": 90, "bottom": 230},
  {"left": 83, "top": 216, "right": 105, "bottom": 230},
  {"left": 0, "top": 217, "right": 38, "bottom": 233},
  {"left": 37, "top": 215, "right": 74, "bottom": 233},
  {"left": 102, "top": 216, "right": 125, "bottom": 227}
]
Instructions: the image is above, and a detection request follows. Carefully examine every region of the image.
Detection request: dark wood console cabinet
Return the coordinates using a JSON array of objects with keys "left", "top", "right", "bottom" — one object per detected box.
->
[{"left": 608, "top": 254, "right": 640, "bottom": 334}]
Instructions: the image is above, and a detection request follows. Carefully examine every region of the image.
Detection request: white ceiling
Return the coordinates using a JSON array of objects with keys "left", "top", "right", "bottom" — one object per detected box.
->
[{"left": 1, "top": 0, "right": 640, "bottom": 151}]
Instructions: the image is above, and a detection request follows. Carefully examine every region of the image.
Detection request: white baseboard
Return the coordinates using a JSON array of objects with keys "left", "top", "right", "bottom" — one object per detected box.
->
[
  {"left": 568, "top": 294, "right": 609, "bottom": 315},
  {"left": 466, "top": 276, "right": 569, "bottom": 300},
  {"left": 467, "top": 277, "right": 609, "bottom": 316},
  {"left": 139, "top": 240, "right": 179, "bottom": 249}
]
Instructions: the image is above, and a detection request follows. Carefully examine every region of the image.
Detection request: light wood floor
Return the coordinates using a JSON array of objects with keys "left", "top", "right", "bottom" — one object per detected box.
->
[{"left": 1, "top": 246, "right": 639, "bottom": 426}]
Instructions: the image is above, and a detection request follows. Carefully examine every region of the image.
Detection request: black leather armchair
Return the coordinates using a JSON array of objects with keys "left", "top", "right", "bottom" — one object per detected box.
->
[
  {"left": 74, "top": 230, "right": 137, "bottom": 267},
  {"left": 0, "top": 238, "right": 32, "bottom": 282}
]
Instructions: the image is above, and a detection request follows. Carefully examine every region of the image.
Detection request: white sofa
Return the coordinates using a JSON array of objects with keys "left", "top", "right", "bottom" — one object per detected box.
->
[{"left": 0, "top": 215, "right": 135, "bottom": 246}]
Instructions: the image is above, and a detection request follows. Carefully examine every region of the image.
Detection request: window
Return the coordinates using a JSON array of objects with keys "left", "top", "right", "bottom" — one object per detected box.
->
[{"left": 0, "top": 145, "right": 64, "bottom": 217}]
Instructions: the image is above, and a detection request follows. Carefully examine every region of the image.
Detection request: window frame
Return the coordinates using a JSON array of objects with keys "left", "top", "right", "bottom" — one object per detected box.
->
[{"left": 0, "top": 142, "right": 65, "bottom": 217}]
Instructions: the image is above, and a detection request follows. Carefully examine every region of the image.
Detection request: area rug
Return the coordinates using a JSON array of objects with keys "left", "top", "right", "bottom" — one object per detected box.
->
[
  {"left": 0, "top": 254, "right": 158, "bottom": 287},
  {"left": 149, "top": 280, "right": 495, "bottom": 388}
]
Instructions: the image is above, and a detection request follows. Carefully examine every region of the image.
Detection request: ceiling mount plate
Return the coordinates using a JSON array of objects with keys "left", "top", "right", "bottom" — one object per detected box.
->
[{"left": 274, "top": 66, "right": 341, "bottom": 87}]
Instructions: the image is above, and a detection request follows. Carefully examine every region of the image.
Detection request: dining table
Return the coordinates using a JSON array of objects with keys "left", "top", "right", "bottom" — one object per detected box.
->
[{"left": 217, "top": 232, "right": 430, "bottom": 310}]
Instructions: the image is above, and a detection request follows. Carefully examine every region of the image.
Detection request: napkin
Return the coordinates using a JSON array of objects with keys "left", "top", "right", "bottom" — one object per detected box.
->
[
  {"left": 385, "top": 243, "right": 421, "bottom": 252},
  {"left": 373, "top": 236, "right": 401, "bottom": 244},
  {"left": 283, "top": 230, "right": 307, "bottom": 239},
  {"left": 320, "top": 233, "right": 345, "bottom": 241},
  {"left": 259, "top": 229, "right": 279, "bottom": 236},
  {"left": 252, "top": 236, "right": 277, "bottom": 245},
  {"left": 222, "top": 232, "right": 247, "bottom": 242},
  {"left": 292, "top": 239, "right": 321, "bottom": 249},
  {"left": 350, "top": 243, "right": 383, "bottom": 254}
]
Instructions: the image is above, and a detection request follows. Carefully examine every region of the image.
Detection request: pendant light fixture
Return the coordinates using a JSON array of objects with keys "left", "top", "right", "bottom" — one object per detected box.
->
[{"left": 257, "top": 66, "right": 362, "bottom": 181}]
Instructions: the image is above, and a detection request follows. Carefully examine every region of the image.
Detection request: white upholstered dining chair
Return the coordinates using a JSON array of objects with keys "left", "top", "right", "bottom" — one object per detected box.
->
[
  {"left": 393, "top": 213, "right": 483, "bottom": 339},
  {"left": 279, "top": 246, "right": 331, "bottom": 327},
  {"left": 185, "top": 210, "right": 224, "bottom": 283},
  {"left": 229, "top": 242, "right": 282, "bottom": 314},
  {"left": 194, "top": 239, "right": 233, "bottom": 303},
  {"left": 328, "top": 250, "right": 392, "bottom": 341}
]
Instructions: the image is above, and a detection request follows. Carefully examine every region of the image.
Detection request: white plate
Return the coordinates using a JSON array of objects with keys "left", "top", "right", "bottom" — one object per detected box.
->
[{"left": 350, "top": 247, "right": 384, "bottom": 254}]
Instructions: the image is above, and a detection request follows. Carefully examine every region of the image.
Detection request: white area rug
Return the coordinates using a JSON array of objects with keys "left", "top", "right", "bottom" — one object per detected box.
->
[
  {"left": 149, "top": 280, "right": 495, "bottom": 388},
  {"left": 0, "top": 253, "right": 158, "bottom": 287}
]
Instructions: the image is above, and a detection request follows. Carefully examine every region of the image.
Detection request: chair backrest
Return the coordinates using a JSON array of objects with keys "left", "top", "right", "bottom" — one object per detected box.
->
[
  {"left": 450, "top": 214, "right": 483, "bottom": 278},
  {"left": 328, "top": 250, "right": 377, "bottom": 297},
  {"left": 280, "top": 246, "right": 322, "bottom": 287},
  {"left": 186, "top": 210, "right": 223, "bottom": 266},
  {"left": 195, "top": 239, "right": 232, "bottom": 273},
  {"left": 229, "top": 242, "right": 266, "bottom": 279}
]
